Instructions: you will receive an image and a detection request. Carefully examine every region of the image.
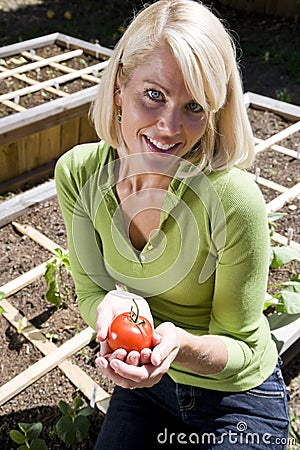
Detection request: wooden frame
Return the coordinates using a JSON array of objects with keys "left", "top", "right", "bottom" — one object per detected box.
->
[{"left": 0, "top": 33, "right": 113, "bottom": 191}]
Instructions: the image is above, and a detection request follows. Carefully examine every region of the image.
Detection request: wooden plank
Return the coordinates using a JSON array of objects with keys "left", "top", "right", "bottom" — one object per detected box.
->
[
  {"left": 56, "top": 33, "right": 113, "bottom": 59},
  {"left": 248, "top": 173, "right": 288, "bottom": 193},
  {"left": 269, "top": 315, "right": 300, "bottom": 355},
  {"left": 0, "top": 297, "right": 110, "bottom": 412},
  {"left": 0, "top": 85, "right": 99, "bottom": 146},
  {"left": 255, "top": 121, "right": 300, "bottom": 154},
  {"left": 0, "top": 49, "right": 83, "bottom": 80},
  {"left": 266, "top": 182, "right": 300, "bottom": 213},
  {"left": 17, "top": 131, "right": 41, "bottom": 174},
  {"left": 0, "top": 33, "right": 59, "bottom": 58},
  {"left": 1, "top": 99, "right": 27, "bottom": 112},
  {"left": 271, "top": 232, "right": 300, "bottom": 251},
  {"left": 39, "top": 124, "right": 61, "bottom": 161},
  {"left": 0, "top": 326, "right": 95, "bottom": 406},
  {"left": 0, "top": 179, "right": 56, "bottom": 227},
  {"left": 0, "top": 261, "right": 49, "bottom": 297},
  {"left": 61, "top": 117, "right": 80, "bottom": 152},
  {"left": 22, "top": 51, "right": 101, "bottom": 85},
  {"left": 254, "top": 137, "right": 298, "bottom": 159},
  {"left": 247, "top": 91, "right": 300, "bottom": 121},
  {"left": 78, "top": 114, "right": 98, "bottom": 144},
  {"left": 0, "top": 60, "right": 109, "bottom": 103},
  {"left": 0, "top": 141, "right": 19, "bottom": 183},
  {"left": 12, "top": 222, "right": 62, "bottom": 254},
  {"left": 0, "top": 65, "right": 69, "bottom": 98},
  {"left": 0, "top": 160, "right": 55, "bottom": 195}
]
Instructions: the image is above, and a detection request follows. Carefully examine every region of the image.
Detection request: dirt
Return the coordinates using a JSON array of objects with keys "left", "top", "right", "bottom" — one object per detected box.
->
[{"left": 0, "top": 1, "right": 299, "bottom": 449}]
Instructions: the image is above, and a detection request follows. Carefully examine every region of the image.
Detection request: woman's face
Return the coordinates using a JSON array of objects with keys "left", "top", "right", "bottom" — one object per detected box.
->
[{"left": 115, "top": 46, "right": 208, "bottom": 162}]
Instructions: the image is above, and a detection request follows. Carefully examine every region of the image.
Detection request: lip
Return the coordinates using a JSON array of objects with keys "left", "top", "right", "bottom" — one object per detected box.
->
[{"left": 143, "top": 135, "right": 180, "bottom": 154}]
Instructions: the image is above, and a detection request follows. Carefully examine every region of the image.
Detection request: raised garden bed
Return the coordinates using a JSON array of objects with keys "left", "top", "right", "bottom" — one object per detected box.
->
[{"left": 0, "top": 33, "right": 113, "bottom": 193}]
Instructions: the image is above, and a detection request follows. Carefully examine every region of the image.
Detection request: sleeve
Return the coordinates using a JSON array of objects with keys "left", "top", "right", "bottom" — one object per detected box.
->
[
  {"left": 207, "top": 171, "right": 270, "bottom": 378},
  {"left": 54, "top": 149, "right": 114, "bottom": 330}
]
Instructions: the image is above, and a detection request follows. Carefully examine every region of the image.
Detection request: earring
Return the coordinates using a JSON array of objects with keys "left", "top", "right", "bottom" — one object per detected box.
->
[{"left": 117, "top": 107, "right": 122, "bottom": 123}]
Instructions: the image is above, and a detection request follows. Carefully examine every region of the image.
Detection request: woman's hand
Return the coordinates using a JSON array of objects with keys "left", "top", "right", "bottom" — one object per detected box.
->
[
  {"left": 95, "top": 322, "right": 180, "bottom": 389},
  {"left": 96, "top": 289, "right": 154, "bottom": 343}
]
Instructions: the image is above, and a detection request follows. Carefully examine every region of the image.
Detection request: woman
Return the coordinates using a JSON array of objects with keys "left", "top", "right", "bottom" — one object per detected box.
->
[{"left": 55, "top": 1, "right": 290, "bottom": 448}]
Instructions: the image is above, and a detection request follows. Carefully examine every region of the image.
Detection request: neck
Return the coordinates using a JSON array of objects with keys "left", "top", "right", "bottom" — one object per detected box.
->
[{"left": 115, "top": 151, "right": 180, "bottom": 191}]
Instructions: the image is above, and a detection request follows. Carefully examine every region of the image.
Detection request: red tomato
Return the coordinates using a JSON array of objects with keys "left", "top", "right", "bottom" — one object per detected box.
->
[{"left": 108, "top": 300, "right": 153, "bottom": 352}]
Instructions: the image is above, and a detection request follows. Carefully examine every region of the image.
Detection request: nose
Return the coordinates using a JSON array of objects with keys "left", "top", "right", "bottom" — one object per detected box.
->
[{"left": 157, "top": 106, "right": 182, "bottom": 136}]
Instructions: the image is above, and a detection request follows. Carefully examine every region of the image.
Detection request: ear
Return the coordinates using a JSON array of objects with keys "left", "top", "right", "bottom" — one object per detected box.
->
[{"left": 114, "top": 87, "right": 122, "bottom": 107}]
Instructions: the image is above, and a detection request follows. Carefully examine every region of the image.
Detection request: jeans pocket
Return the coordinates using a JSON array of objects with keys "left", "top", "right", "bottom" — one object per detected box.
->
[
  {"left": 246, "top": 365, "right": 286, "bottom": 399},
  {"left": 246, "top": 388, "right": 285, "bottom": 399}
]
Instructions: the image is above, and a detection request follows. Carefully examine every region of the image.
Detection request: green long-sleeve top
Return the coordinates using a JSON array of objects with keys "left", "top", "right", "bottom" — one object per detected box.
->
[{"left": 55, "top": 141, "right": 278, "bottom": 392}]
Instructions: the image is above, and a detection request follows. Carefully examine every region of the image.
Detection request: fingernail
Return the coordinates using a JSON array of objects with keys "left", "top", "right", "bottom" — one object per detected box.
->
[
  {"left": 110, "top": 360, "right": 119, "bottom": 372},
  {"left": 95, "top": 357, "right": 105, "bottom": 369}
]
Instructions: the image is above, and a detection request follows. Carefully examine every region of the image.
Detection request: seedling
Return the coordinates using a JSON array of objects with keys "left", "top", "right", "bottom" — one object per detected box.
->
[
  {"left": 9, "top": 422, "right": 48, "bottom": 450},
  {"left": 265, "top": 214, "right": 300, "bottom": 314},
  {"left": 54, "top": 397, "right": 94, "bottom": 446},
  {"left": 0, "top": 291, "right": 6, "bottom": 314},
  {"left": 44, "top": 248, "right": 71, "bottom": 309}
]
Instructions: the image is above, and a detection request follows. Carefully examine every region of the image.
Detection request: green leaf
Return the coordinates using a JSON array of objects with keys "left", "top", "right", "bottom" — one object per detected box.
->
[
  {"left": 292, "top": 274, "right": 300, "bottom": 282},
  {"left": 19, "top": 422, "right": 42, "bottom": 440},
  {"left": 9, "top": 429, "right": 26, "bottom": 444},
  {"left": 281, "top": 281, "right": 300, "bottom": 293},
  {"left": 77, "top": 406, "right": 94, "bottom": 417},
  {"left": 17, "top": 445, "right": 28, "bottom": 450},
  {"left": 0, "top": 291, "right": 5, "bottom": 300},
  {"left": 56, "top": 414, "right": 90, "bottom": 445},
  {"left": 54, "top": 248, "right": 64, "bottom": 258},
  {"left": 58, "top": 400, "right": 73, "bottom": 416},
  {"left": 276, "top": 291, "right": 300, "bottom": 314},
  {"left": 44, "top": 261, "right": 57, "bottom": 284},
  {"left": 73, "top": 397, "right": 84, "bottom": 410},
  {"left": 45, "top": 280, "right": 61, "bottom": 309},
  {"left": 30, "top": 438, "right": 48, "bottom": 450},
  {"left": 269, "top": 246, "right": 300, "bottom": 268}
]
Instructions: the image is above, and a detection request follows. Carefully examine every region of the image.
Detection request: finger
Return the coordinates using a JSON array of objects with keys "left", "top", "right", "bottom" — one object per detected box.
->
[
  {"left": 96, "top": 309, "right": 112, "bottom": 342},
  {"left": 150, "top": 326, "right": 179, "bottom": 366},
  {"left": 125, "top": 350, "right": 140, "bottom": 366},
  {"left": 140, "top": 348, "right": 152, "bottom": 365},
  {"left": 105, "top": 348, "right": 127, "bottom": 362},
  {"left": 109, "top": 358, "right": 157, "bottom": 383}
]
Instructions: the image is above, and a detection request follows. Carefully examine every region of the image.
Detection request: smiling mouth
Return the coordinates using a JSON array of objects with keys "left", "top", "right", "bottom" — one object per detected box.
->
[{"left": 145, "top": 136, "right": 179, "bottom": 153}]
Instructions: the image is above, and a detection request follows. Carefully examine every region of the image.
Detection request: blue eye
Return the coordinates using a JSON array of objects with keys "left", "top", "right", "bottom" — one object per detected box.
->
[
  {"left": 147, "top": 89, "right": 163, "bottom": 101},
  {"left": 187, "top": 102, "right": 203, "bottom": 113}
]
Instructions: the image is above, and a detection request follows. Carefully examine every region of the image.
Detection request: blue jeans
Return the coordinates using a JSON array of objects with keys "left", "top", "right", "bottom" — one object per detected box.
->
[{"left": 94, "top": 361, "right": 290, "bottom": 449}]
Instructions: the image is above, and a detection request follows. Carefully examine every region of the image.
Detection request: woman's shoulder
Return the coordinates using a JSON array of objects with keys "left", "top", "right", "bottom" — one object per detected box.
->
[
  {"left": 56, "top": 141, "right": 110, "bottom": 170},
  {"left": 208, "top": 167, "right": 262, "bottom": 197},
  {"left": 206, "top": 166, "right": 266, "bottom": 214}
]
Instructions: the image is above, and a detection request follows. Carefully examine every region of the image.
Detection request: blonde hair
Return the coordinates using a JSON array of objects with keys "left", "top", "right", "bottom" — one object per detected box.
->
[{"left": 91, "top": 0, "right": 255, "bottom": 171}]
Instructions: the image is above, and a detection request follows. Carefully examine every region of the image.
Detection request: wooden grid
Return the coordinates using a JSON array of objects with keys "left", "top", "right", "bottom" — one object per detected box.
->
[
  {"left": 0, "top": 33, "right": 113, "bottom": 190},
  {"left": 0, "top": 33, "right": 112, "bottom": 116},
  {"left": 0, "top": 92, "right": 299, "bottom": 410}
]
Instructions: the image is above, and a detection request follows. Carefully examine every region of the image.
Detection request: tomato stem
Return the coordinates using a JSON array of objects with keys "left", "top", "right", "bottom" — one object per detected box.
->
[{"left": 130, "top": 299, "right": 145, "bottom": 325}]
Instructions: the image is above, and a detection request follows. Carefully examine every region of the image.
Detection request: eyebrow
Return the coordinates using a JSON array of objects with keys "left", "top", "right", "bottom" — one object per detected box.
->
[{"left": 143, "top": 79, "right": 171, "bottom": 96}]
